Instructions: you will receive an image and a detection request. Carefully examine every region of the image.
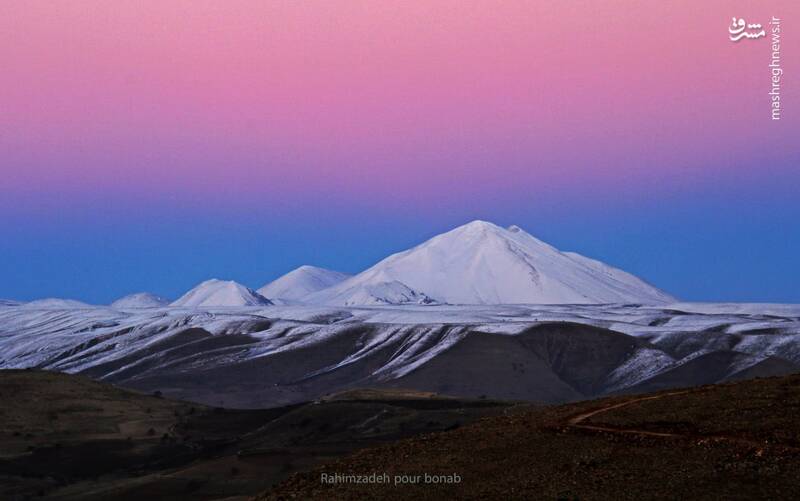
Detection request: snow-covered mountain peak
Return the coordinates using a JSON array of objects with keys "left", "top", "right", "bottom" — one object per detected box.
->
[
  {"left": 22, "top": 298, "right": 94, "bottom": 309},
  {"left": 111, "top": 292, "right": 170, "bottom": 309},
  {"left": 308, "top": 220, "right": 675, "bottom": 306},
  {"left": 296, "top": 264, "right": 324, "bottom": 272},
  {"left": 456, "top": 219, "right": 498, "bottom": 231},
  {"left": 258, "top": 266, "right": 350, "bottom": 301},
  {"left": 436, "top": 220, "right": 512, "bottom": 240},
  {"left": 419, "top": 220, "right": 554, "bottom": 252},
  {"left": 171, "top": 279, "right": 272, "bottom": 307},
  {"left": 331, "top": 280, "right": 438, "bottom": 306}
]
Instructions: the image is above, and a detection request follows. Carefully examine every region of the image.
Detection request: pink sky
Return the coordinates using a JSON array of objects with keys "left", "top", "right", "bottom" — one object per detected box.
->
[
  {"left": 0, "top": 0, "right": 796, "bottom": 210},
  {"left": 1, "top": 1, "right": 798, "bottom": 303}
]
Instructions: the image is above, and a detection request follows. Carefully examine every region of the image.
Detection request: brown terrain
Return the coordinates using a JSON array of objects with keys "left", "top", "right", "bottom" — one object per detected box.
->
[
  {"left": 260, "top": 373, "right": 800, "bottom": 500},
  {"left": 3, "top": 369, "right": 800, "bottom": 500},
  {"left": 0, "top": 370, "right": 517, "bottom": 500}
]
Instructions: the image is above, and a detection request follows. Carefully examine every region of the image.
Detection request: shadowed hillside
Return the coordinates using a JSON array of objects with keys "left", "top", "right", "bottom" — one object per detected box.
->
[
  {"left": 259, "top": 372, "right": 800, "bottom": 500},
  {"left": 0, "top": 370, "right": 517, "bottom": 500}
]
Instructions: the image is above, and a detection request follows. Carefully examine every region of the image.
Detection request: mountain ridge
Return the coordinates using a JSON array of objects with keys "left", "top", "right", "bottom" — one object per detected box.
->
[
  {"left": 171, "top": 279, "right": 273, "bottom": 307},
  {"left": 307, "top": 220, "right": 675, "bottom": 305},
  {"left": 112, "top": 292, "right": 170, "bottom": 309},
  {"left": 258, "top": 265, "right": 351, "bottom": 302}
]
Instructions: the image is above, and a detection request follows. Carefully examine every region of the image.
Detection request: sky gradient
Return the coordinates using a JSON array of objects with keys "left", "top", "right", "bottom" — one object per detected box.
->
[{"left": 1, "top": 0, "right": 798, "bottom": 304}]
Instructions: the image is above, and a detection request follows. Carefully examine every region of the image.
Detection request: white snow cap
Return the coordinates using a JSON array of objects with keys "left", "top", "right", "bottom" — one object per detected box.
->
[
  {"left": 171, "top": 279, "right": 273, "bottom": 307},
  {"left": 307, "top": 220, "right": 675, "bottom": 306},
  {"left": 258, "top": 265, "right": 351, "bottom": 301},
  {"left": 320, "top": 280, "right": 437, "bottom": 306},
  {"left": 111, "top": 292, "right": 170, "bottom": 309},
  {"left": 22, "top": 298, "right": 94, "bottom": 309}
]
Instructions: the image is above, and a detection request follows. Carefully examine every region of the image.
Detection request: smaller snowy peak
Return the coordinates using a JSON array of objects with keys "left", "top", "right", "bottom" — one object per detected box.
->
[
  {"left": 111, "top": 292, "right": 170, "bottom": 309},
  {"left": 171, "top": 279, "right": 273, "bottom": 307},
  {"left": 258, "top": 265, "right": 351, "bottom": 301},
  {"left": 0, "top": 299, "right": 22, "bottom": 307},
  {"left": 310, "top": 280, "right": 438, "bottom": 306},
  {"left": 22, "top": 298, "right": 94, "bottom": 309}
]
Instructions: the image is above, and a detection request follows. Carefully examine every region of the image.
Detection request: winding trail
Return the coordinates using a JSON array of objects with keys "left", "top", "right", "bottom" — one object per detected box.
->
[
  {"left": 563, "top": 389, "right": 800, "bottom": 452},
  {"left": 566, "top": 390, "right": 692, "bottom": 438}
]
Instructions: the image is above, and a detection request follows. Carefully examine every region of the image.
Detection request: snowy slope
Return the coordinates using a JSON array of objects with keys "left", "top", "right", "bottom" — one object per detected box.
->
[
  {"left": 257, "top": 265, "right": 350, "bottom": 301},
  {"left": 171, "top": 279, "right": 272, "bottom": 307},
  {"left": 663, "top": 302, "right": 800, "bottom": 317},
  {"left": 308, "top": 220, "right": 675, "bottom": 305},
  {"left": 111, "top": 292, "right": 170, "bottom": 309},
  {"left": 0, "top": 302, "right": 797, "bottom": 408},
  {"left": 22, "top": 298, "right": 94, "bottom": 309},
  {"left": 561, "top": 252, "right": 667, "bottom": 302},
  {"left": 317, "top": 280, "right": 438, "bottom": 306}
]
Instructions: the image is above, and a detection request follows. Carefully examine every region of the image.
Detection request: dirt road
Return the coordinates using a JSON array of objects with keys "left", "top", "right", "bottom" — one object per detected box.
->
[{"left": 564, "top": 389, "right": 800, "bottom": 451}]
